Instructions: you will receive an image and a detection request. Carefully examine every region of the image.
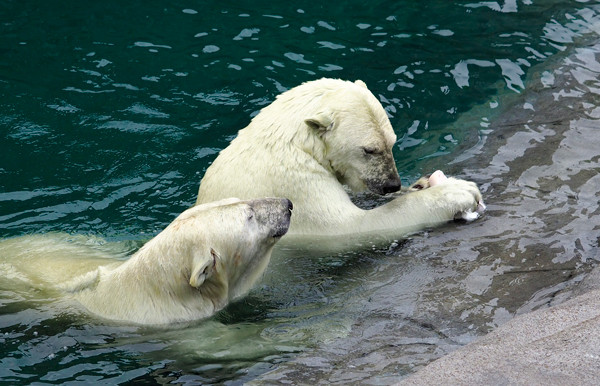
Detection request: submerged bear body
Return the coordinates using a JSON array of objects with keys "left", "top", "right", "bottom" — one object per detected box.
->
[{"left": 0, "top": 198, "right": 292, "bottom": 325}]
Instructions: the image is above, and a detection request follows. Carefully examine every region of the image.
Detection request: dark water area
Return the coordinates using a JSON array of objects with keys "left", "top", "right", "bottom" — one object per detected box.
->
[
  {"left": 2, "top": 1, "right": 600, "bottom": 384},
  {"left": 2, "top": 0, "right": 594, "bottom": 237}
]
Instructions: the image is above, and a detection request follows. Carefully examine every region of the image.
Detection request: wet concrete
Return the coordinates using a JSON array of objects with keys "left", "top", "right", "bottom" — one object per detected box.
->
[
  {"left": 400, "top": 281, "right": 600, "bottom": 385},
  {"left": 399, "top": 40, "right": 600, "bottom": 385},
  {"left": 253, "top": 39, "right": 600, "bottom": 385}
]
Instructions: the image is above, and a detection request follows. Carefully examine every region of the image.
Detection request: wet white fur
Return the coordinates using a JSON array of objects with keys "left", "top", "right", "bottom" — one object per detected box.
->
[
  {"left": 0, "top": 198, "right": 289, "bottom": 325},
  {"left": 197, "top": 78, "right": 483, "bottom": 238}
]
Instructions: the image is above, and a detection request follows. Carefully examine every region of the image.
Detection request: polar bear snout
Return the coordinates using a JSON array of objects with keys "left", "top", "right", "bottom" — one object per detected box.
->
[
  {"left": 247, "top": 198, "right": 292, "bottom": 238},
  {"left": 366, "top": 174, "right": 402, "bottom": 195},
  {"left": 379, "top": 177, "right": 402, "bottom": 194}
]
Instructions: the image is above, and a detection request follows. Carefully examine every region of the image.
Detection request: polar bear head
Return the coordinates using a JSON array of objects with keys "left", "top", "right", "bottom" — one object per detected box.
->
[
  {"left": 304, "top": 79, "right": 402, "bottom": 195},
  {"left": 180, "top": 197, "right": 292, "bottom": 302}
]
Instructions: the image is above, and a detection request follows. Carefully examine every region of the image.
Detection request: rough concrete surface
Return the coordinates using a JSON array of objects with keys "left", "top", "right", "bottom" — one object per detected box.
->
[{"left": 401, "top": 283, "right": 600, "bottom": 385}]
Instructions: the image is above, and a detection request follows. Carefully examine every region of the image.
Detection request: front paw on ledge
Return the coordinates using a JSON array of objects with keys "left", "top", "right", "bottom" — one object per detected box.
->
[{"left": 455, "top": 201, "right": 487, "bottom": 222}]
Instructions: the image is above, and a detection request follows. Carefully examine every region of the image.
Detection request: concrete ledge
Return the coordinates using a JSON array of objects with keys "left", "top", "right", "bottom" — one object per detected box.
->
[{"left": 401, "top": 278, "right": 600, "bottom": 385}]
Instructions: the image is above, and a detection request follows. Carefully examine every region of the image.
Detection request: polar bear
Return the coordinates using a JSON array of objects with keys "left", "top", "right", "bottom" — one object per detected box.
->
[
  {"left": 196, "top": 78, "right": 483, "bottom": 239},
  {"left": 0, "top": 197, "right": 292, "bottom": 325}
]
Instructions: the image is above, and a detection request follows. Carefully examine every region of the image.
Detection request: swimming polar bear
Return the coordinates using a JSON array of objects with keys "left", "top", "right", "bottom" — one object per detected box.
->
[
  {"left": 0, "top": 198, "right": 292, "bottom": 325},
  {"left": 196, "top": 78, "right": 483, "bottom": 239}
]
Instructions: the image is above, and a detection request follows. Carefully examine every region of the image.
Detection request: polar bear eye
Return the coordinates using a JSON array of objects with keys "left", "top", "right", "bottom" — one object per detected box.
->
[{"left": 362, "top": 147, "right": 380, "bottom": 156}]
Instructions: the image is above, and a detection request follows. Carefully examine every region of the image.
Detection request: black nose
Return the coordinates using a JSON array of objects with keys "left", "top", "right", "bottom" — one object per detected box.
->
[{"left": 381, "top": 179, "right": 401, "bottom": 194}]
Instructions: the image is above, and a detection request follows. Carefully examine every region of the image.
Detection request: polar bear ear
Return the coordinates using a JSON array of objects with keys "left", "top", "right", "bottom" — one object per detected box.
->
[
  {"left": 189, "top": 248, "right": 218, "bottom": 288},
  {"left": 305, "top": 111, "right": 333, "bottom": 131},
  {"left": 355, "top": 79, "right": 368, "bottom": 89}
]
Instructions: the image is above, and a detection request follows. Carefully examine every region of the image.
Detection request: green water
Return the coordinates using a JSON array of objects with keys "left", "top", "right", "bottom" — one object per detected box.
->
[{"left": 2, "top": 0, "right": 600, "bottom": 384}]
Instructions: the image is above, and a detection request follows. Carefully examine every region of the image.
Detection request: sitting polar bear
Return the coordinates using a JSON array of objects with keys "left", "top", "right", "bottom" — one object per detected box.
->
[
  {"left": 197, "top": 78, "right": 483, "bottom": 239},
  {"left": 0, "top": 198, "right": 292, "bottom": 325}
]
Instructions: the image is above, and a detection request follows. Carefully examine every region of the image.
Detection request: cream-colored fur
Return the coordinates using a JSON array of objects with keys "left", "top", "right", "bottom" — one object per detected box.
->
[
  {"left": 0, "top": 198, "right": 292, "bottom": 325},
  {"left": 196, "top": 78, "right": 483, "bottom": 238}
]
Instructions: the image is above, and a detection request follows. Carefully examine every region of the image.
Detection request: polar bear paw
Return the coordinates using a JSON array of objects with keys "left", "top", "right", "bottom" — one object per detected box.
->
[
  {"left": 414, "top": 170, "right": 485, "bottom": 222},
  {"left": 455, "top": 200, "right": 487, "bottom": 222},
  {"left": 431, "top": 171, "right": 485, "bottom": 221}
]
